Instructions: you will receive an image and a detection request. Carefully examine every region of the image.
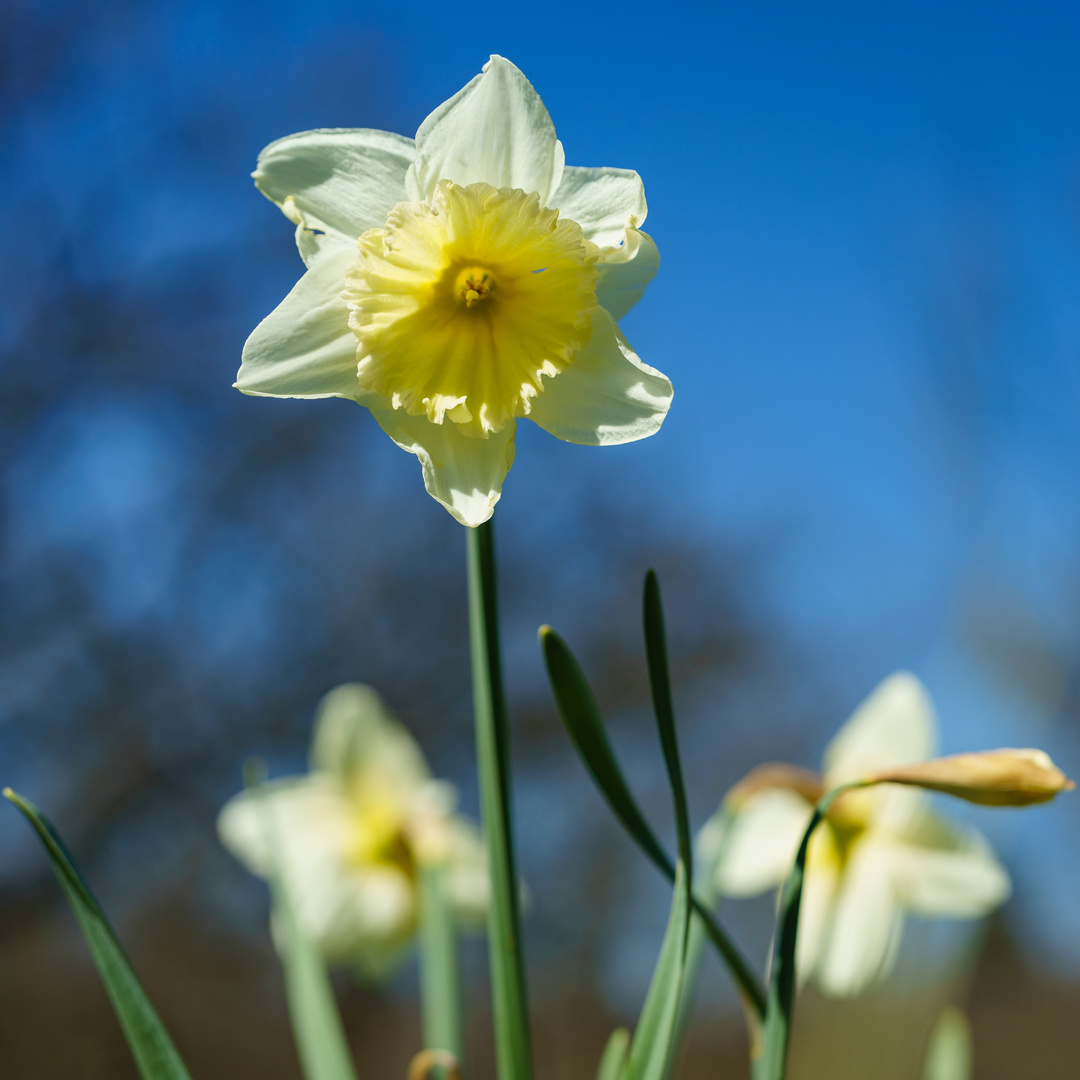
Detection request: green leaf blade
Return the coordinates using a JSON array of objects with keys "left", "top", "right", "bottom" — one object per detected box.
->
[
  {"left": 539, "top": 623, "right": 766, "bottom": 1022},
  {"left": 625, "top": 860, "right": 692, "bottom": 1080},
  {"left": 539, "top": 625, "right": 673, "bottom": 878},
  {"left": 4, "top": 788, "right": 193, "bottom": 1080},
  {"left": 642, "top": 570, "right": 692, "bottom": 874}
]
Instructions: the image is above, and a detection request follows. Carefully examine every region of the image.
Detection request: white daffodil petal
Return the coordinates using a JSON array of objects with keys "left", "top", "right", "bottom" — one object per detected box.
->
[
  {"left": 409, "top": 55, "right": 564, "bottom": 204},
  {"left": 528, "top": 308, "right": 672, "bottom": 446},
  {"left": 217, "top": 775, "right": 353, "bottom": 878},
  {"left": 236, "top": 248, "right": 360, "bottom": 399},
  {"left": 550, "top": 166, "right": 648, "bottom": 248},
  {"left": 894, "top": 818, "right": 1011, "bottom": 918},
  {"left": 310, "top": 683, "right": 430, "bottom": 793},
  {"left": 796, "top": 831, "right": 841, "bottom": 985},
  {"left": 595, "top": 228, "right": 660, "bottom": 321},
  {"left": 817, "top": 835, "right": 904, "bottom": 997},
  {"left": 824, "top": 671, "right": 937, "bottom": 788},
  {"left": 370, "top": 406, "right": 517, "bottom": 527},
  {"left": 254, "top": 128, "right": 415, "bottom": 261},
  {"left": 715, "top": 789, "right": 814, "bottom": 897},
  {"left": 291, "top": 863, "right": 414, "bottom": 966}
]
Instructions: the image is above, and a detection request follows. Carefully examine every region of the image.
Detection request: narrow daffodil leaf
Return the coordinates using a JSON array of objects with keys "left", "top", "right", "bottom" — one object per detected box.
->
[
  {"left": 756, "top": 785, "right": 852, "bottom": 1080},
  {"left": 539, "top": 624, "right": 766, "bottom": 1021},
  {"left": 642, "top": 570, "right": 692, "bottom": 871},
  {"left": 596, "top": 1027, "right": 631, "bottom": 1080},
  {"left": 539, "top": 624, "right": 672, "bottom": 875},
  {"left": 625, "top": 859, "right": 692, "bottom": 1080},
  {"left": 624, "top": 572, "right": 694, "bottom": 1080},
  {"left": 3, "top": 788, "right": 193, "bottom": 1080},
  {"left": 245, "top": 768, "right": 359, "bottom": 1080}
]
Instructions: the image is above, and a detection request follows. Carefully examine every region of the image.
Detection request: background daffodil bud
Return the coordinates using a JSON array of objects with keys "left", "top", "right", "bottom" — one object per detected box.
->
[{"left": 867, "top": 748, "right": 1074, "bottom": 807}]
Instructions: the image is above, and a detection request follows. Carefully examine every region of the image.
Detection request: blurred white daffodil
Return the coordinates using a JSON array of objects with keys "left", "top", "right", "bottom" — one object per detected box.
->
[
  {"left": 237, "top": 55, "right": 672, "bottom": 527},
  {"left": 715, "top": 673, "right": 1010, "bottom": 997},
  {"left": 219, "top": 684, "right": 488, "bottom": 980}
]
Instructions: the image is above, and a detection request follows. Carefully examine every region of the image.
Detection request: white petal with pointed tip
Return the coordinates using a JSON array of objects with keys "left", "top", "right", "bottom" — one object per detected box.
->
[
  {"left": 310, "top": 683, "right": 430, "bottom": 791},
  {"left": 528, "top": 307, "right": 672, "bottom": 446},
  {"left": 595, "top": 228, "right": 660, "bottom": 321},
  {"left": 254, "top": 128, "right": 415, "bottom": 262},
  {"left": 550, "top": 166, "right": 648, "bottom": 248},
  {"left": 369, "top": 406, "right": 517, "bottom": 527},
  {"left": 824, "top": 671, "right": 937, "bottom": 787},
  {"left": 237, "top": 247, "right": 361, "bottom": 399},
  {"left": 408, "top": 56, "right": 564, "bottom": 204},
  {"left": 715, "top": 788, "right": 813, "bottom": 896}
]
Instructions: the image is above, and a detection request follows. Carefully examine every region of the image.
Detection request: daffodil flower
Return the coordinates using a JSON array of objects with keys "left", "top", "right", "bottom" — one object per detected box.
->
[
  {"left": 218, "top": 684, "right": 488, "bottom": 980},
  {"left": 714, "top": 673, "right": 1010, "bottom": 997},
  {"left": 238, "top": 55, "right": 673, "bottom": 526}
]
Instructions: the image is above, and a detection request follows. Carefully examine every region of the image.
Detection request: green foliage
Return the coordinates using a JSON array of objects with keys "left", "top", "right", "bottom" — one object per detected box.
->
[
  {"left": 540, "top": 575, "right": 766, "bottom": 1021},
  {"left": 3, "top": 788, "right": 193, "bottom": 1080},
  {"left": 544, "top": 570, "right": 758, "bottom": 1080},
  {"left": 624, "top": 859, "right": 692, "bottom": 1080}
]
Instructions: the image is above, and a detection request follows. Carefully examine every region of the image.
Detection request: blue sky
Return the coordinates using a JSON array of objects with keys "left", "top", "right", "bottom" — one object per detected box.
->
[{"left": 5, "top": 0, "right": 1080, "bottom": 978}]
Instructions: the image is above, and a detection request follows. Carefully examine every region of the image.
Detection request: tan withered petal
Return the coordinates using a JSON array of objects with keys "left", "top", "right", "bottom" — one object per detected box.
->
[
  {"left": 725, "top": 762, "right": 827, "bottom": 809},
  {"left": 868, "top": 749, "right": 1075, "bottom": 807}
]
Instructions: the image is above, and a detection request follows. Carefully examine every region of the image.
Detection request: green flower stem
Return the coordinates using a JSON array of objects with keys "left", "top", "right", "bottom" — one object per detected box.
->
[
  {"left": 466, "top": 520, "right": 533, "bottom": 1080},
  {"left": 673, "top": 809, "right": 733, "bottom": 1043},
  {"left": 417, "top": 863, "right": 465, "bottom": 1069}
]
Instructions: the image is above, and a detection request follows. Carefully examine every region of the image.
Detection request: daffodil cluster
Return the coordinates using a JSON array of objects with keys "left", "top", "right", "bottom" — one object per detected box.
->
[{"left": 238, "top": 55, "right": 672, "bottom": 527}]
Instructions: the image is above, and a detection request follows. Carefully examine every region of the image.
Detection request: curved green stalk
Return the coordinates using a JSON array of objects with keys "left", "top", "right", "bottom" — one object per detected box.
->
[{"left": 466, "top": 520, "right": 533, "bottom": 1080}]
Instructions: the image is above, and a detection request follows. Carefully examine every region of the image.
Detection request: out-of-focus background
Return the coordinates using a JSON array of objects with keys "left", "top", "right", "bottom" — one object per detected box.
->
[{"left": 2, "top": 1, "right": 1079, "bottom": 1076}]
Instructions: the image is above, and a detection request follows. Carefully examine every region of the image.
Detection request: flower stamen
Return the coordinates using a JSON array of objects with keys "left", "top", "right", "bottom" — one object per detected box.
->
[{"left": 455, "top": 267, "right": 495, "bottom": 307}]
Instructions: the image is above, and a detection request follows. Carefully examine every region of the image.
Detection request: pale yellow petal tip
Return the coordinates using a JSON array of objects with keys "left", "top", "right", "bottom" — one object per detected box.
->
[
  {"left": 724, "top": 762, "right": 825, "bottom": 809},
  {"left": 868, "top": 748, "right": 1075, "bottom": 807},
  {"left": 1, "top": 787, "right": 14, "bottom": 801}
]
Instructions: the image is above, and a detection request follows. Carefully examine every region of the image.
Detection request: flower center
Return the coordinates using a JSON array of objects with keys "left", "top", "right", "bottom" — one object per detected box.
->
[
  {"left": 455, "top": 266, "right": 495, "bottom": 307},
  {"left": 344, "top": 180, "right": 599, "bottom": 437},
  {"left": 348, "top": 796, "right": 415, "bottom": 876}
]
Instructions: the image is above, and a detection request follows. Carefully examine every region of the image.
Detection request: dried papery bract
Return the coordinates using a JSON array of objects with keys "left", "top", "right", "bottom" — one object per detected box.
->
[
  {"left": 867, "top": 748, "right": 1074, "bottom": 807},
  {"left": 724, "top": 762, "right": 826, "bottom": 809}
]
